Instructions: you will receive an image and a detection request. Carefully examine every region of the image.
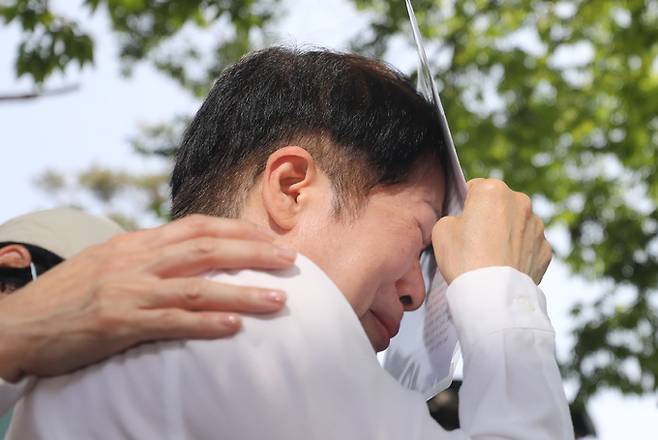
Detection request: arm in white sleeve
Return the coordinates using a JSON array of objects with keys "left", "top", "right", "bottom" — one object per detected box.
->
[
  {"left": 7, "top": 260, "right": 572, "bottom": 440},
  {"left": 8, "top": 256, "right": 442, "bottom": 440},
  {"left": 160, "top": 265, "right": 574, "bottom": 440},
  {"left": 447, "top": 266, "right": 574, "bottom": 440},
  {"left": 0, "top": 377, "right": 33, "bottom": 417},
  {"left": 173, "top": 258, "right": 444, "bottom": 440}
]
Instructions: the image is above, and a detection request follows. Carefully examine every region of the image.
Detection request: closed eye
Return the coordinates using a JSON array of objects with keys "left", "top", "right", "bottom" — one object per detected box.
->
[
  {"left": 415, "top": 221, "right": 431, "bottom": 258},
  {"left": 416, "top": 220, "right": 429, "bottom": 254}
]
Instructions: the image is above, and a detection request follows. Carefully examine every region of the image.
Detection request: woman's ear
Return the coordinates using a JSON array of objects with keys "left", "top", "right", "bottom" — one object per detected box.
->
[
  {"left": 261, "top": 146, "right": 318, "bottom": 231},
  {"left": 0, "top": 244, "right": 33, "bottom": 268}
]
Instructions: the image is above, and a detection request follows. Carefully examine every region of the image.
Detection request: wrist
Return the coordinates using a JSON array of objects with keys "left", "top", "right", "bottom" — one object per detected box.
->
[
  {"left": 0, "top": 303, "right": 28, "bottom": 383},
  {"left": 446, "top": 266, "right": 553, "bottom": 360},
  {"left": 0, "top": 338, "right": 26, "bottom": 383}
]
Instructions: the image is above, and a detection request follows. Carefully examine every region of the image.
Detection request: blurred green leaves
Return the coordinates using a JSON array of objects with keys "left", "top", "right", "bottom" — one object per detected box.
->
[
  {"left": 1, "top": 1, "right": 93, "bottom": 83},
  {"left": 1, "top": 0, "right": 281, "bottom": 95}
]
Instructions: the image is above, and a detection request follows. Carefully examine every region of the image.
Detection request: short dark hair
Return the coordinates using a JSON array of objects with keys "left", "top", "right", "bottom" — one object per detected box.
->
[
  {"left": 0, "top": 242, "right": 64, "bottom": 295},
  {"left": 171, "top": 47, "right": 449, "bottom": 219}
]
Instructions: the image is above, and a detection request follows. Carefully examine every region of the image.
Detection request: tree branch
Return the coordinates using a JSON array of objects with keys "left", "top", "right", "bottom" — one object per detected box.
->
[{"left": 0, "top": 83, "right": 80, "bottom": 102}]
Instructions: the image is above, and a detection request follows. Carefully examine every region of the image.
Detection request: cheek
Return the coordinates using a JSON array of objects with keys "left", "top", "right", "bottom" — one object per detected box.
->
[
  {"left": 339, "top": 239, "right": 385, "bottom": 313},
  {"left": 293, "top": 210, "right": 421, "bottom": 315},
  {"left": 291, "top": 220, "right": 381, "bottom": 313},
  {"left": 350, "top": 230, "right": 420, "bottom": 312},
  {"left": 377, "top": 228, "right": 421, "bottom": 273}
]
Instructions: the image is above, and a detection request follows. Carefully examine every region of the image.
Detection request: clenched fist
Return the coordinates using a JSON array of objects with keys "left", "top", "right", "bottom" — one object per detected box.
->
[{"left": 432, "top": 178, "right": 552, "bottom": 284}]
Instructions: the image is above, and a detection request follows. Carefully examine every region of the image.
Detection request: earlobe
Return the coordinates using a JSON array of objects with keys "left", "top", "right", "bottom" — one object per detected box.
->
[
  {"left": 0, "top": 244, "right": 33, "bottom": 268},
  {"left": 261, "top": 146, "right": 317, "bottom": 231}
]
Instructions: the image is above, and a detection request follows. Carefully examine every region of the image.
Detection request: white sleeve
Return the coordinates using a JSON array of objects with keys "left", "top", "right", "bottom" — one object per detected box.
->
[
  {"left": 173, "top": 265, "right": 444, "bottom": 440},
  {"left": 0, "top": 377, "right": 33, "bottom": 417},
  {"left": 447, "top": 266, "right": 574, "bottom": 440},
  {"left": 7, "top": 260, "right": 442, "bottom": 440},
  {"left": 7, "top": 262, "right": 572, "bottom": 440},
  {"left": 171, "top": 265, "right": 573, "bottom": 440}
]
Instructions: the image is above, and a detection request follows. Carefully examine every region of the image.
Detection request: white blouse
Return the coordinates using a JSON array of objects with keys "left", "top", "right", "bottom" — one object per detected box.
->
[{"left": 4, "top": 255, "right": 573, "bottom": 439}]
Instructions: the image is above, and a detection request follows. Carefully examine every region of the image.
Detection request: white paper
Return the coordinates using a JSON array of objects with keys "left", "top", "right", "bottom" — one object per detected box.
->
[{"left": 382, "top": 0, "right": 468, "bottom": 400}]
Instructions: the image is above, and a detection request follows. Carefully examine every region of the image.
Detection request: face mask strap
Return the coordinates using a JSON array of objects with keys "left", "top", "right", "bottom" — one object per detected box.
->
[{"left": 30, "top": 262, "right": 38, "bottom": 281}]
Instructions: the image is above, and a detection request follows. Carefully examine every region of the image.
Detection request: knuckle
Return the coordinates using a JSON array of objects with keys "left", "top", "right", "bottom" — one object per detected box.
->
[
  {"left": 100, "top": 231, "right": 143, "bottom": 258},
  {"left": 182, "top": 281, "right": 204, "bottom": 303},
  {"left": 466, "top": 178, "right": 485, "bottom": 190},
  {"left": 477, "top": 178, "right": 508, "bottom": 194},
  {"left": 432, "top": 217, "right": 459, "bottom": 243},
  {"left": 515, "top": 192, "right": 533, "bottom": 217},
  {"left": 154, "top": 309, "right": 179, "bottom": 328},
  {"left": 516, "top": 191, "right": 532, "bottom": 206},
  {"left": 432, "top": 216, "right": 453, "bottom": 234},
  {"left": 194, "top": 238, "right": 217, "bottom": 256}
]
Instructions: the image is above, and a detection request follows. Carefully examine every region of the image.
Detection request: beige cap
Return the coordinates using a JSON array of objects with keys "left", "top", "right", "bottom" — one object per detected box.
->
[{"left": 0, "top": 208, "right": 125, "bottom": 259}]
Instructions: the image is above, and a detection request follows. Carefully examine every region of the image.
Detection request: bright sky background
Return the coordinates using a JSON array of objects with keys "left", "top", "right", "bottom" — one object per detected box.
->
[{"left": 1, "top": 1, "right": 656, "bottom": 438}]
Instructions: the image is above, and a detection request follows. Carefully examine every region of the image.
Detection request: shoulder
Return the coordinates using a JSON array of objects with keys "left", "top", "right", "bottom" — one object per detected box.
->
[
  {"left": 192, "top": 254, "right": 375, "bottom": 371},
  {"left": 13, "top": 255, "right": 439, "bottom": 439},
  {"left": 206, "top": 254, "right": 373, "bottom": 349}
]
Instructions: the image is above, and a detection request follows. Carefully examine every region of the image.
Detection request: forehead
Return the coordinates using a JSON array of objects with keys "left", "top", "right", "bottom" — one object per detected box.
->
[
  {"left": 367, "top": 161, "right": 445, "bottom": 215},
  {"left": 401, "top": 162, "right": 445, "bottom": 211}
]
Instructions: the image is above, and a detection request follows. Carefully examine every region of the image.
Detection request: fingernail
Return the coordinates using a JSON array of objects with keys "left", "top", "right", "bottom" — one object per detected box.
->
[
  {"left": 261, "top": 290, "right": 287, "bottom": 304},
  {"left": 275, "top": 246, "right": 297, "bottom": 262},
  {"left": 221, "top": 314, "right": 241, "bottom": 328}
]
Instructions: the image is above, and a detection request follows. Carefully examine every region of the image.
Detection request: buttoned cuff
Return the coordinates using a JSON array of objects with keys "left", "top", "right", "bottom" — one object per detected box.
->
[
  {"left": 446, "top": 266, "right": 554, "bottom": 361},
  {"left": 0, "top": 375, "right": 34, "bottom": 417}
]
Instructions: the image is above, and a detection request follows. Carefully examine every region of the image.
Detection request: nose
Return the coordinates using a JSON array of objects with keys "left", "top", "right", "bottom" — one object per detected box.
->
[{"left": 395, "top": 259, "right": 426, "bottom": 311}]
